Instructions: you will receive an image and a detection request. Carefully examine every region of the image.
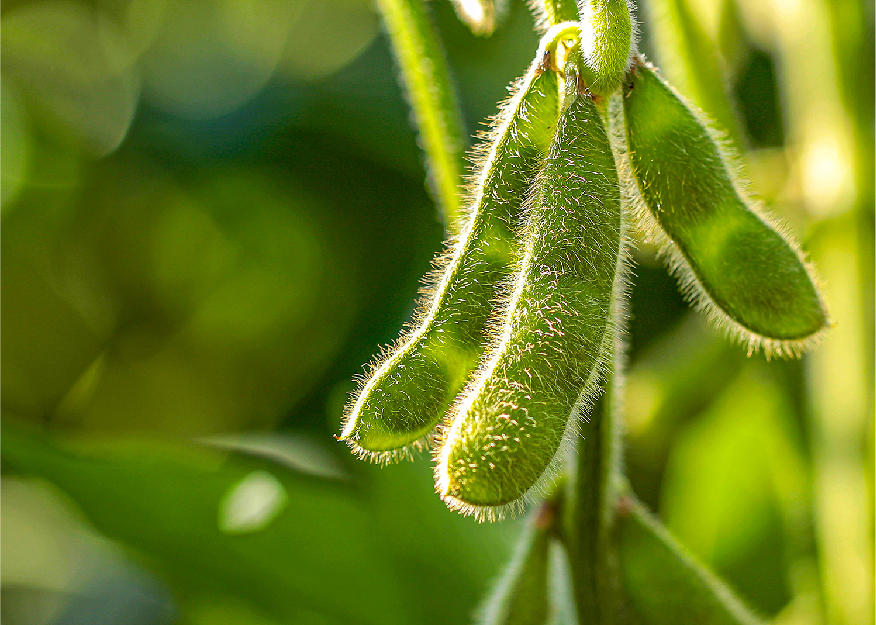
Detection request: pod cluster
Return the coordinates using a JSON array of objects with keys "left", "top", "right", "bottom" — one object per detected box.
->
[{"left": 339, "top": 15, "right": 827, "bottom": 521}]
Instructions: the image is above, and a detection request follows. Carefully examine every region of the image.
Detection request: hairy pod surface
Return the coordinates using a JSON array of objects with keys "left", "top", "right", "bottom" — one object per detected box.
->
[
  {"left": 622, "top": 61, "right": 828, "bottom": 357},
  {"left": 436, "top": 70, "right": 623, "bottom": 520},
  {"left": 339, "top": 35, "right": 565, "bottom": 462},
  {"left": 577, "top": 0, "right": 637, "bottom": 96},
  {"left": 479, "top": 505, "right": 554, "bottom": 625}
]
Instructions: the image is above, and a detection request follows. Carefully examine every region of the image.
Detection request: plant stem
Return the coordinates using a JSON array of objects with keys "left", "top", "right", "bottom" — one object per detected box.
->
[
  {"left": 562, "top": 330, "right": 625, "bottom": 624},
  {"left": 375, "top": 0, "right": 466, "bottom": 230},
  {"left": 560, "top": 144, "right": 627, "bottom": 622},
  {"left": 539, "top": 0, "right": 580, "bottom": 28}
]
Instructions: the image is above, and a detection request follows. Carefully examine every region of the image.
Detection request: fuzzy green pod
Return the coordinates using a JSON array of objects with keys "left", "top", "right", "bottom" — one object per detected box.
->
[
  {"left": 435, "top": 67, "right": 624, "bottom": 521},
  {"left": 339, "top": 29, "right": 570, "bottom": 462},
  {"left": 479, "top": 504, "right": 554, "bottom": 625},
  {"left": 621, "top": 61, "right": 828, "bottom": 357},
  {"left": 578, "top": 0, "right": 637, "bottom": 96}
]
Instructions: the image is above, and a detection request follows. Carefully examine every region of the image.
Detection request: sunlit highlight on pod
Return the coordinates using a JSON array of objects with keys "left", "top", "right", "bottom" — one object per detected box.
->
[
  {"left": 339, "top": 26, "right": 581, "bottom": 463},
  {"left": 435, "top": 62, "right": 625, "bottom": 521}
]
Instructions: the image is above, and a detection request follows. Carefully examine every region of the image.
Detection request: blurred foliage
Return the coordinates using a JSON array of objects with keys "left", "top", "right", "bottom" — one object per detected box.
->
[{"left": 1, "top": 0, "right": 872, "bottom": 624}]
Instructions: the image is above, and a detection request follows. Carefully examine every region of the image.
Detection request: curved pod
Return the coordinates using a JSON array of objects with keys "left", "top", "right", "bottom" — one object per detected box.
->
[
  {"left": 339, "top": 29, "right": 570, "bottom": 462},
  {"left": 436, "top": 71, "right": 624, "bottom": 520},
  {"left": 622, "top": 61, "right": 828, "bottom": 357}
]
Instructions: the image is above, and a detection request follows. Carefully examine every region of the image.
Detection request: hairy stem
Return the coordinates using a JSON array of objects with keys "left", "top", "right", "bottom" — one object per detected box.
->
[
  {"left": 561, "top": 190, "right": 627, "bottom": 623},
  {"left": 376, "top": 0, "right": 466, "bottom": 229},
  {"left": 561, "top": 94, "right": 627, "bottom": 617},
  {"left": 562, "top": 329, "right": 625, "bottom": 624}
]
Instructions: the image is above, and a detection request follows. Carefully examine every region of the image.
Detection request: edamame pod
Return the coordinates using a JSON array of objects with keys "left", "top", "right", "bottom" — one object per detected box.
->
[
  {"left": 621, "top": 60, "right": 828, "bottom": 357},
  {"left": 479, "top": 504, "right": 554, "bottom": 625},
  {"left": 435, "top": 65, "right": 624, "bottom": 521},
  {"left": 340, "top": 26, "right": 575, "bottom": 463},
  {"left": 578, "top": 0, "right": 637, "bottom": 97}
]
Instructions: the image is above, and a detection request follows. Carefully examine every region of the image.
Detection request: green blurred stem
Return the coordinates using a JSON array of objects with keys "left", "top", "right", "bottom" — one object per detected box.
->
[
  {"left": 376, "top": 0, "right": 466, "bottom": 229},
  {"left": 645, "top": 0, "right": 742, "bottom": 146},
  {"left": 617, "top": 495, "right": 764, "bottom": 625}
]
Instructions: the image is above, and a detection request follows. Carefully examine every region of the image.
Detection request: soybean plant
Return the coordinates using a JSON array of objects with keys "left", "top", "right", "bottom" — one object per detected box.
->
[
  {"left": 340, "top": 25, "right": 571, "bottom": 462},
  {"left": 344, "top": 0, "right": 827, "bottom": 623},
  {"left": 436, "top": 60, "right": 623, "bottom": 520}
]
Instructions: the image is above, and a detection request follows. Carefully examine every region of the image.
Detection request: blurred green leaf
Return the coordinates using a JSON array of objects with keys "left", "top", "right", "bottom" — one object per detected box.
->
[
  {"left": 660, "top": 364, "right": 807, "bottom": 614},
  {"left": 2, "top": 425, "right": 521, "bottom": 624},
  {"left": 2, "top": 0, "right": 140, "bottom": 156},
  {"left": 1, "top": 79, "right": 32, "bottom": 209},
  {"left": 617, "top": 496, "right": 763, "bottom": 625},
  {"left": 3, "top": 429, "right": 406, "bottom": 623},
  {"left": 1, "top": 425, "right": 411, "bottom": 624}
]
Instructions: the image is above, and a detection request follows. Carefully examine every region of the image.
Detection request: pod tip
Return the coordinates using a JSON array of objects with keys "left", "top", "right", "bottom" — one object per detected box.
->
[{"left": 338, "top": 435, "right": 432, "bottom": 465}]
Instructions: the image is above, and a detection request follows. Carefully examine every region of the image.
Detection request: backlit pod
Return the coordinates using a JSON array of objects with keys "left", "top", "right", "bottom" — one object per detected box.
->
[
  {"left": 621, "top": 60, "right": 828, "bottom": 357},
  {"left": 436, "top": 64, "right": 624, "bottom": 521},
  {"left": 339, "top": 25, "right": 580, "bottom": 462},
  {"left": 578, "top": 0, "right": 637, "bottom": 97}
]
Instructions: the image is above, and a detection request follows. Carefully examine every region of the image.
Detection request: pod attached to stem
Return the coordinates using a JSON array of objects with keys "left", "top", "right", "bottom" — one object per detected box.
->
[
  {"left": 621, "top": 59, "right": 828, "bottom": 357},
  {"left": 435, "top": 56, "right": 625, "bottom": 521},
  {"left": 339, "top": 25, "right": 579, "bottom": 462},
  {"left": 577, "top": 0, "right": 637, "bottom": 97}
]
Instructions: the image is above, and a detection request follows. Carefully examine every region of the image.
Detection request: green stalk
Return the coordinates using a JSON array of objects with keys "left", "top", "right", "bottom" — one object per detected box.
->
[
  {"left": 376, "top": 0, "right": 466, "bottom": 229},
  {"left": 560, "top": 118, "right": 627, "bottom": 622},
  {"left": 562, "top": 329, "right": 625, "bottom": 624},
  {"left": 643, "top": 0, "right": 742, "bottom": 145}
]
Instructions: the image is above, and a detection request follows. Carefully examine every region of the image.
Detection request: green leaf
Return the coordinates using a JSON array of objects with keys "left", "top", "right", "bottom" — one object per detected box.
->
[
  {"left": 1, "top": 425, "right": 521, "bottom": 624},
  {"left": 617, "top": 496, "right": 764, "bottom": 625},
  {"left": 1, "top": 426, "right": 408, "bottom": 624},
  {"left": 659, "top": 365, "right": 806, "bottom": 614}
]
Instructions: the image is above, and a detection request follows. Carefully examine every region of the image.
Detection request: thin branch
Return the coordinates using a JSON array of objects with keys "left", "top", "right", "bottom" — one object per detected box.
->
[{"left": 376, "top": 0, "right": 466, "bottom": 229}]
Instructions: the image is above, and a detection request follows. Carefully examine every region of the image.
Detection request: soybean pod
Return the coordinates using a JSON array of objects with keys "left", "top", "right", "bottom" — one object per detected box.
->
[
  {"left": 621, "top": 60, "right": 828, "bottom": 357},
  {"left": 340, "top": 25, "right": 579, "bottom": 462},
  {"left": 478, "top": 504, "right": 555, "bottom": 625},
  {"left": 577, "top": 0, "right": 637, "bottom": 97},
  {"left": 435, "top": 63, "right": 624, "bottom": 520}
]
